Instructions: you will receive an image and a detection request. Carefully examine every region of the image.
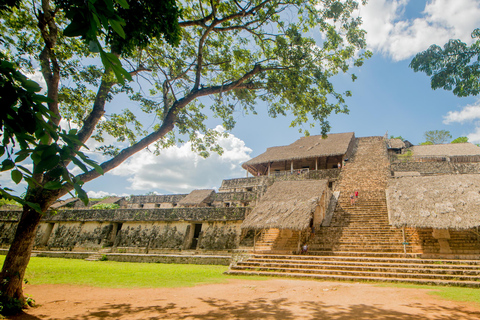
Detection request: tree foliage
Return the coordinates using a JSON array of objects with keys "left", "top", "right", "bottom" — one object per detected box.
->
[
  {"left": 0, "top": 0, "right": 369, "bottom": 311},
  {"left": 410, "top": 29, "right": 480, "bottom": 97},
  {"left": 451, "top": 136, "right": 468, "bottom": 144},
  {"left": 389, "top": 135, "right": 404, "bottom": 140},
  {"left": 423, "top": 130, "right": 452, "bottom": 145}
]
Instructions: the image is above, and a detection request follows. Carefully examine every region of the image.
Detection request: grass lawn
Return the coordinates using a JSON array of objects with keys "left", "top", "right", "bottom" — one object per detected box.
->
[
  {"left": 375, "top": 283, "right": 480, "bottom": 307},
  {"left": 2, "top": 256, "right": 479, "bottom": 307},
  {"left": 2, "top": 256, "right": 268, "bottom": 288}
]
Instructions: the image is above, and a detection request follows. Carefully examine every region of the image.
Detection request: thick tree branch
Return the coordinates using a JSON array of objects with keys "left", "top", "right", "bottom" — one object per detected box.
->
[{"left": 58, "top": 63, "right": 266, "bottom": 197}]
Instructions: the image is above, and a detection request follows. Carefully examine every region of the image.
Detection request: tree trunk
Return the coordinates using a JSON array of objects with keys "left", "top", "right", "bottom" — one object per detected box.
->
[{"left": 0, "top": 205, "right": 45, "bottom": 304}]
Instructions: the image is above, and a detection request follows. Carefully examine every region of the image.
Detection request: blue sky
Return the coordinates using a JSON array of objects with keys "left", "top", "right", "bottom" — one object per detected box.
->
[{"left": 4, "top": 0, "right": 480, "bottom": 199}]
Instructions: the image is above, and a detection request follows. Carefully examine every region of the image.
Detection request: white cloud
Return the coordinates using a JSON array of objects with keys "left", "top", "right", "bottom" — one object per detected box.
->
[
  {"left": 360, "top": 0, "right": 480, "bottom": 61},
  {"left": 87, "top": 190, "right": 130, "bottom": 198},
  {"left": 443, "top": 100, "right": 480, "bottom": 143},
  {"left": 443, "top": 101, "right": 480, "bottom": 124},
  {"left": 110, "top": 126, "right": 252, "bottom": 193}
]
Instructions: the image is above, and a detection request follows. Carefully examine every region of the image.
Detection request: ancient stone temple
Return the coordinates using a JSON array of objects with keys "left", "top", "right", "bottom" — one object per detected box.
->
[{"left": 1, "top": 133, "right": 480, "bottom": 285}]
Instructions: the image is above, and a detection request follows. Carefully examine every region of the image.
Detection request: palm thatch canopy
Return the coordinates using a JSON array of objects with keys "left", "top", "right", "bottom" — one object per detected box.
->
[
  {"left": 387, "top": 139, "right": 405, "bottom": 149},
  {"left": 241, "top": 180, "right": 327, "bottom": 230},
  {"left": 178, "top": 189, "right": 215, "bottom": 206},
  {"left": 96, "top": 196, "right": 123, "bottom": 204},
  {"left": 50, "top": 197, "right": 79, "bottom": 209},
  {"left": 387, "top": 174, "right": 480, "bottom": 229},
  {"left": 411, "top": 143, "right": 480, "bottom": 157},
  {"left": 242, "top": 132, "right": 355, "bottom": 168}
]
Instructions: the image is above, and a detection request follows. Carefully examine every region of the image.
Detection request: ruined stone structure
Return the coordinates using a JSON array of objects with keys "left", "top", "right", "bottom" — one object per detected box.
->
[{"left": 1, "top": 133, "right": 480, "bottom": 285}]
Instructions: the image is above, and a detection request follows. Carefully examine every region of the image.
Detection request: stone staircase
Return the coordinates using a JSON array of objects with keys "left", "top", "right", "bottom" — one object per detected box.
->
[
  {"left": 253, "top": 229, "right": 300, "bottom": 254},
  {"left": 228, "top": 137, "right": 480, "bottom": 286},
  {"left": 85, "top": 248, "right": 111, "bottom": 261},
  {"left": 227, "top": 254, "right": 480, "bottom": 287},
  {"left": 311, "top": 191, "right": 416, "bottom": 254}
]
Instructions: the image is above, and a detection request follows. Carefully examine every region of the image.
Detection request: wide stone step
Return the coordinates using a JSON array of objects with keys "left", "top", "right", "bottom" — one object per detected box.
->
[
  {"left": 226, "top": 270, "right": 480, "bottom": 288},
  {"left": 232, "top": 264, "right": 480, "bottom": 280},
  {"left": 245, "top": 258, "right": 480, "bottom": 270},
  {"left": 249, "top": 254, "right": 480, "bottom": 265},
  {"left": 313, "top": 243, "right": 408, "bottom": 248}
]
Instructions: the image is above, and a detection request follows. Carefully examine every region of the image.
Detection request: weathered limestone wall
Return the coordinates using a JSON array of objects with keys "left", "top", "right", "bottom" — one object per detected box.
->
[
  {"left": 219, "top": 169, "right": 341, "bottom": 192},
  {"left": 115, "top": 221, "right": 188, "bottom": 251},
  {"left": 198, "top": 221, "right": 241, "bottom": 250},
  {"left": 412, "top": 228, "right": 480, "bottom": 257},
  {"left": 391, "top": 162, "right": 480, "bottom": 175},
  {"left": 0, "top": 207, "right": 247, "bottom": 252},
  {"left": 38, "top": 221, "right": 113, "bottom": 250}
]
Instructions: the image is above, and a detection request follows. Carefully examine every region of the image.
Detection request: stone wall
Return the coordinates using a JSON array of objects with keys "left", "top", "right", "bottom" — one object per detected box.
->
[
  {"left": 391, "top": 162, "right": 480, "bottom": 175},
  {"left": 219, "top": 169, "right": 341, "bottom": 192},
  {"left": 198, "top": 221, "right": 241, "bottom": 250},
  {"left": 0, "top": 207, "right": 246, "bottom": 252},
  {"left": 411, "top": 227, "right": 480, "bottom": 257},
  {"left": 114, "top": 221, "right": 188, "bottom": 251},
  {"left": 41, "top": 207, "right": 247, "bottom": 222}
]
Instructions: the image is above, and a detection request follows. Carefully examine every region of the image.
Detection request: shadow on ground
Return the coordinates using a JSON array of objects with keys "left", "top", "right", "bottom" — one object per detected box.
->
[{"left": 11, "top": 297, "right": 480, "bottom": 320}]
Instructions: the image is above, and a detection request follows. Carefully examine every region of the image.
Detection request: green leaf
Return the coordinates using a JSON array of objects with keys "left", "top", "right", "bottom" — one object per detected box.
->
[
  {"left": 15, "top": 153, "right": 29, "bottom": 163},
  {"left": 89, "top": 40, "right": 101, "bottom": 53},
  {"left": 24, "top": 201, "right": 42, "bottom": 213},
  {"left": 36, "top": 155, "right": 60, "bottom": 172},
  {"left": 1, "top": 159, "right": 15, "bottom": 172},
  {"left": 64, "top": 21, "right": 89, "bottom": 37},
  {"left": 70, "top": 156, "right": 89, "bottom": 173},
  {"left": 17, "top": 165, "right": 33, "bottom": 175},
  {"left": 22, "top": 79, "right": 42, "bottom": 92},
  {"left": 115, "top": 0, "right": 130, "bottom": 9},
  {"left": 11, "top": 170, "right": 22, "bottom": 184},
  {"left": 74, "top": 183, "right": 89, "bottom": 206},
  {"left": 24, "top": 176, "right": 41, "bottom": 187},
  {"left": 44, "top": 181, "right": 63, "bottom": 190},
  {"left": 109, "top": 19, "right": 126, "bottom": 39}
]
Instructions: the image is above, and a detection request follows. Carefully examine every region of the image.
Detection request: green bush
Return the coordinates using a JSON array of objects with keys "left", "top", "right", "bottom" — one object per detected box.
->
[{"left": 90, "top": 203, "right": 120, "bottom": 210}]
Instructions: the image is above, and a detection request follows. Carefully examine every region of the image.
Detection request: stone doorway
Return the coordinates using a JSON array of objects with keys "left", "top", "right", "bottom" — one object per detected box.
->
[{"left": 190, "top": 223, "right": 202, "bottom": 249}]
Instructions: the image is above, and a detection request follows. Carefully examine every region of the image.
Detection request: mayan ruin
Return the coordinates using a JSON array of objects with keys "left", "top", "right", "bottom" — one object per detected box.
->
[{"left": 1, "top": 132, "right": 479, "bottom": 287}]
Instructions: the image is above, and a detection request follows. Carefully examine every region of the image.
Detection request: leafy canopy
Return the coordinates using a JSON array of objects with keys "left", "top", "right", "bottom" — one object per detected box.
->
[
  {"left": 0, "top": 0, "right": 369, "bottom": 205},
  {"left": 410, "top": 28, "right": 480, "bottom": 97},
  {"left": 422, "top": 130, "right": 452, "bottom": 145},
  {"left": 0, "top": 0, "right": 182, "bottom": 208},
  {"left": 451, "top": 136, "right": 468, "bottom": 144}
]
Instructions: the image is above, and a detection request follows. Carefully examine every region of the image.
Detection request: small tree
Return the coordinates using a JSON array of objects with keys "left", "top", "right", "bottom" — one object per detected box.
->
[
  {"left": 451, "top": 137, "right": 468, "bottom": 144},
  {"left": 423, "top": 130, "right": 452, "bottom": 144},
  {"left": 389, "top": 135, "right": 404, "bottom": 140}
]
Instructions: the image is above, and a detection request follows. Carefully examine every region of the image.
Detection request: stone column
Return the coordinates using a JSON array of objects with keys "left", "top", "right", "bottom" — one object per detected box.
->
[{"left": 432, "top": 229, "right": 452, "bottom": 254}]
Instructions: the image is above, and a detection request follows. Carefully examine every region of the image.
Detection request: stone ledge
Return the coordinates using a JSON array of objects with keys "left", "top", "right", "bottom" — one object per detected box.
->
[{"left": 0, "top": 249, "right": 232, "bottom": 266}]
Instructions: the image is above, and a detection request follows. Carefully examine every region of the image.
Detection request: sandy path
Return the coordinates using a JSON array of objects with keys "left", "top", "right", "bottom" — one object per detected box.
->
[{"left": 10, "top": 279, "right": 480, "bottom": 319}]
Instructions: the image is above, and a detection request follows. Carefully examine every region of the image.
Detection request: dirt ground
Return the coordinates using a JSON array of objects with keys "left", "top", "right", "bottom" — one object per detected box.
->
[{"left": 9, "top": 279, "right": 480, "bottom": 319}]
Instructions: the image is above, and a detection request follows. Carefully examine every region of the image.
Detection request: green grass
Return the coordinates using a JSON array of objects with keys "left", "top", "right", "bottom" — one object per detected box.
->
[
  {"left": 375, "top": 283, "right": 480, "bottom": 307},
  {"left": 0, "top": 256, "right": 268, "bottom": 289},
  {"left": 4, "top": 256, "right": 480, "bottom": 307}
]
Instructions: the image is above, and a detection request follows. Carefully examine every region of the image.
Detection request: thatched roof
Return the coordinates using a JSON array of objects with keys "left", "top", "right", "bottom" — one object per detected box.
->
[
  {"left": 241, "top": 180, "right": 327, "bottom": 230},
  {"left": 387, "top": 139, "right": 405, "bottom": 149},
  {"left": 387, "top": 174, "right": 480, "bottom": 229},
  {"left": 242, "top": 132, "right": 354, "bottom": 168},
  {"left": 50, "top": 197, "right": 79, "bottom": 209},
  {"left": 178, "top": 189, "right": 215, "bottom": 206},
  {"left": 96, "top": 196, "right": 123, "bottom": 205},
  {"left": 411, "top": 143, "right": 480, "bottom": 157}
]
